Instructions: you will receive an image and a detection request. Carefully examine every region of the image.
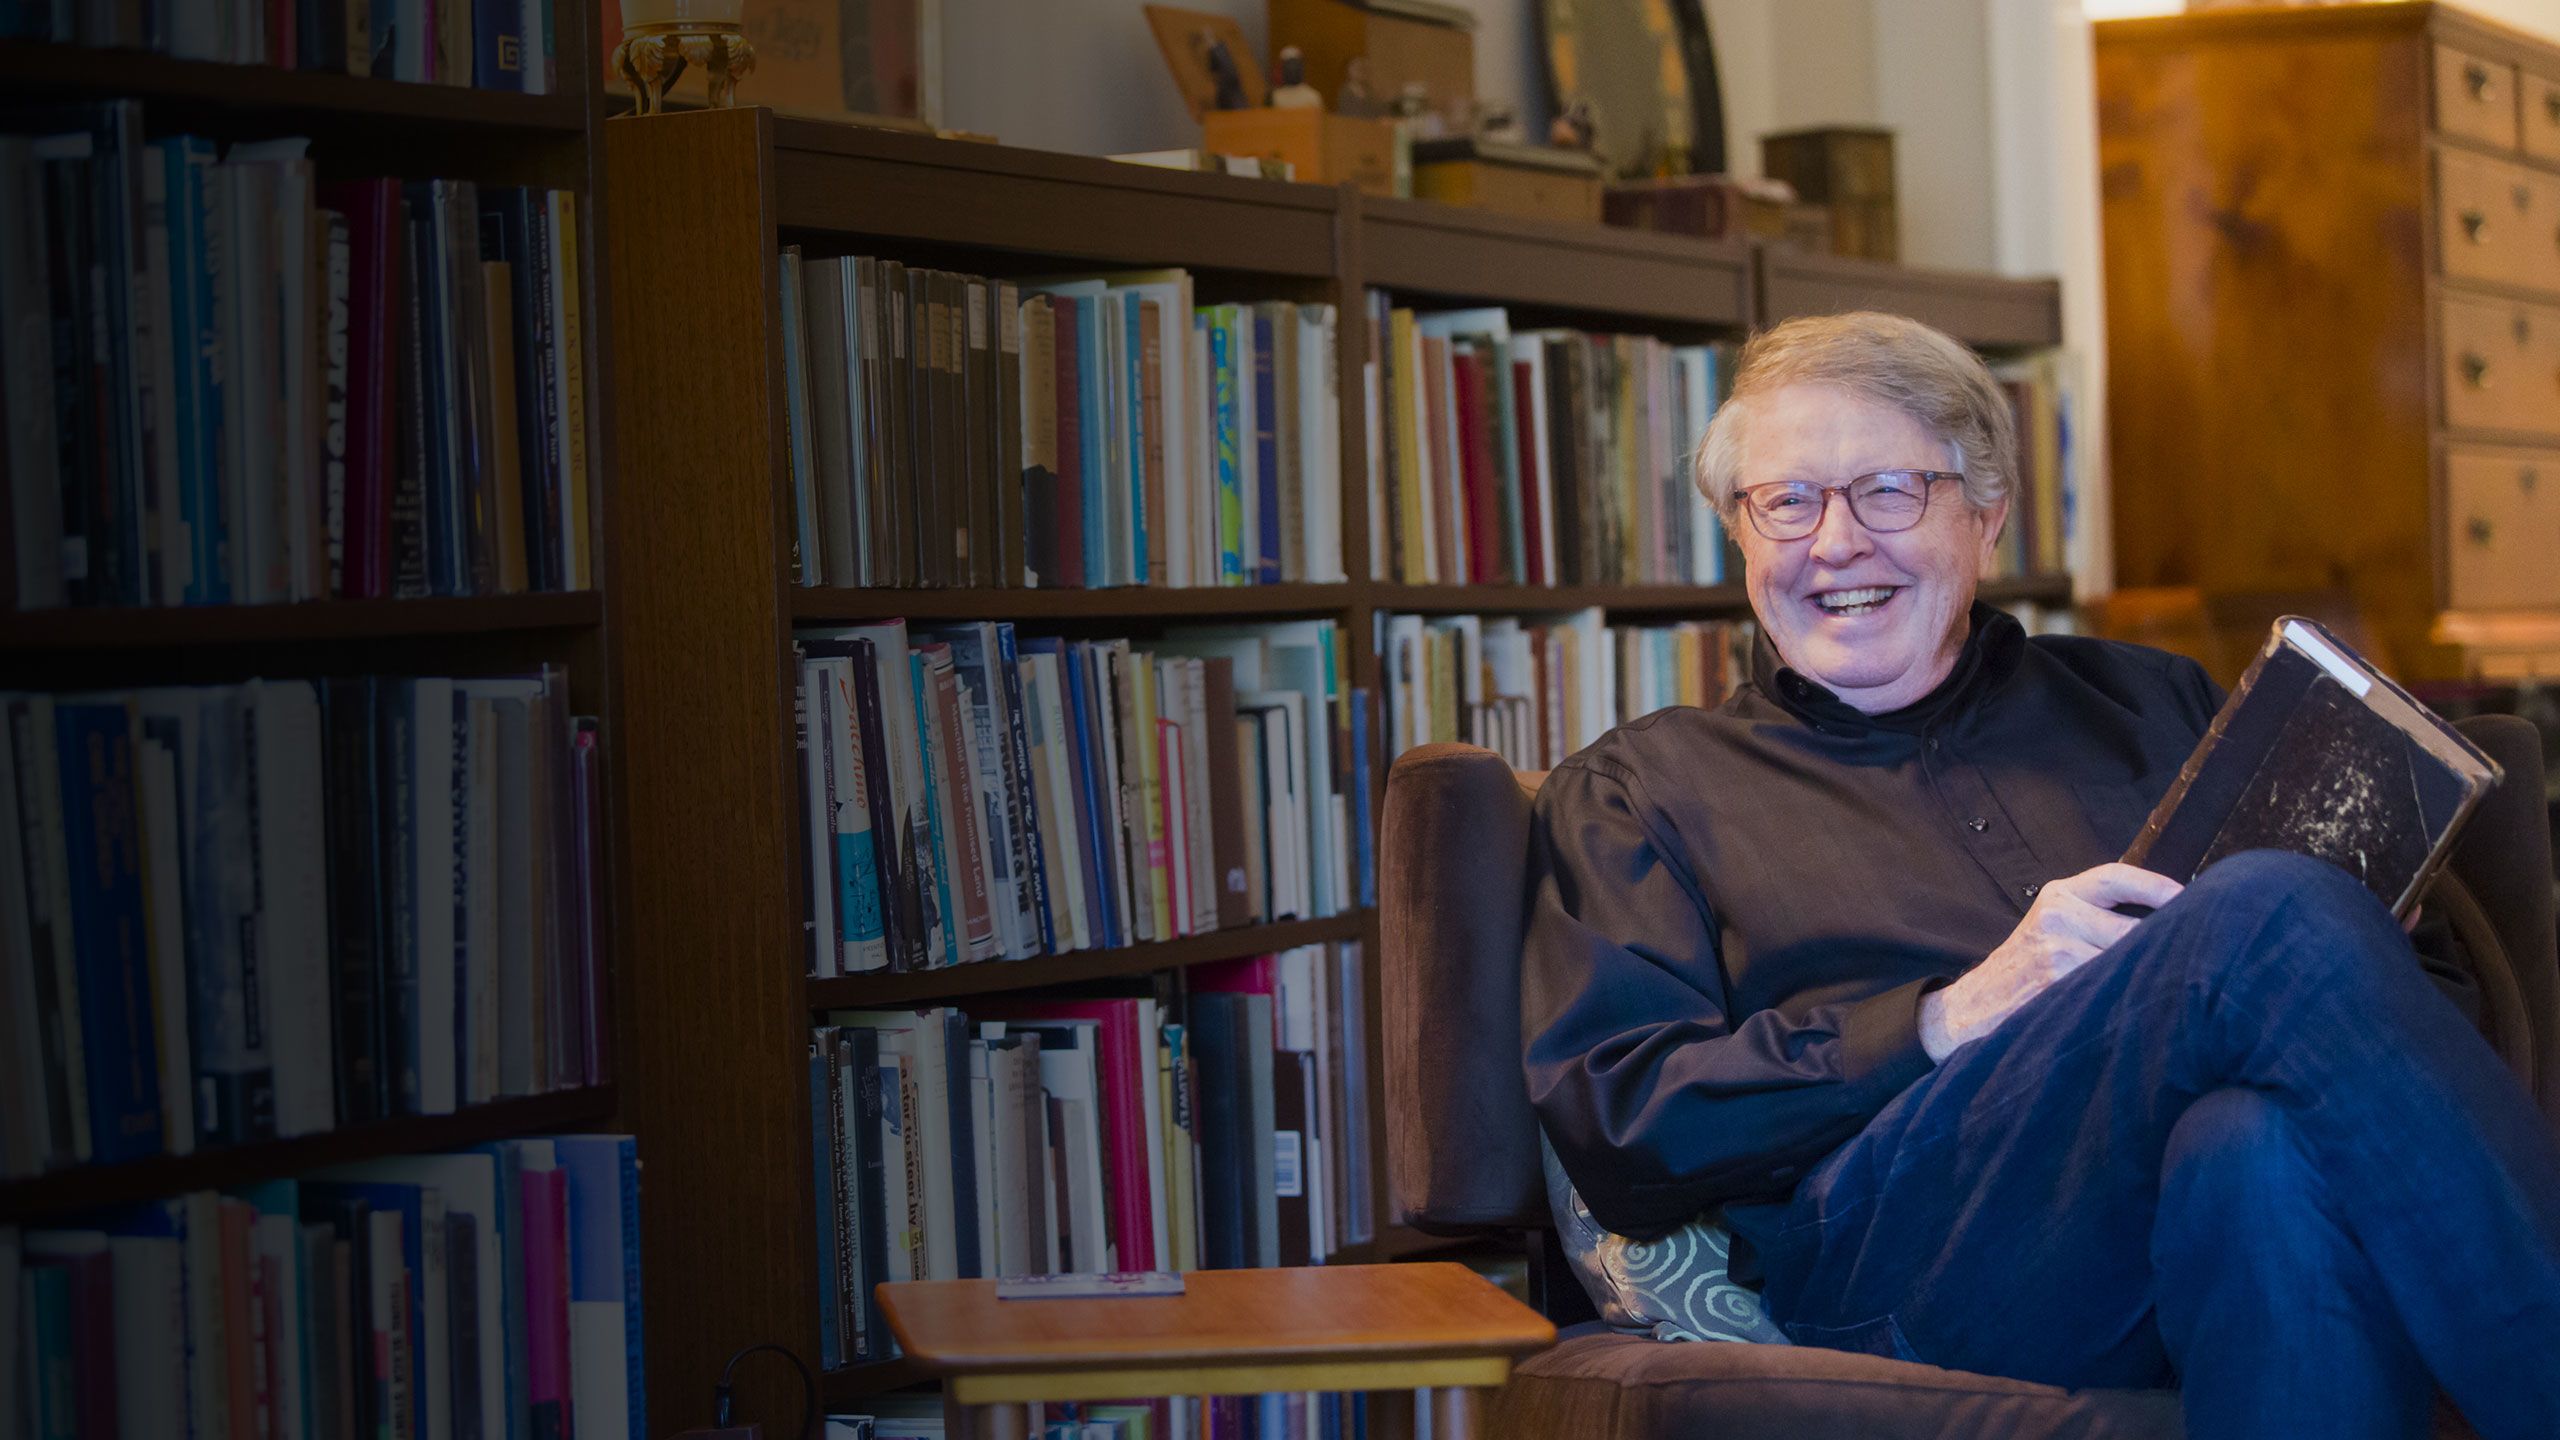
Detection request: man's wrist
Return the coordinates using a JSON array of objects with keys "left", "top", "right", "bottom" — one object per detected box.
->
[{"left": 1918, "top": 987, "right": 1960, "bottom": 1063}]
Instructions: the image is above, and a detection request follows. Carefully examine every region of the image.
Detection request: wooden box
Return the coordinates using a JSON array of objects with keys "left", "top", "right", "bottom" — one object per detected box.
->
[
  {"left": 1202, "top": 107, "right": 1400, "bottom": 196},
  {"left": 1761, "top": 126, "right": 1898, "bottom": 262},
  {"left": 1604, "top": 174, "right": 1790, "bottom": 241},
  {"left": 1269, "top": 0, "right": 1476, "bottom": 117},
  {"left": 1413, "top": 138, "right": 1603, "bottom": 223}
]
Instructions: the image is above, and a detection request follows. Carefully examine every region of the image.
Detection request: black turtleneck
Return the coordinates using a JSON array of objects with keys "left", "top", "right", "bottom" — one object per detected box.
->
[{"left": 1520, "top": 603, "right": 2226, "bottom": 1272}]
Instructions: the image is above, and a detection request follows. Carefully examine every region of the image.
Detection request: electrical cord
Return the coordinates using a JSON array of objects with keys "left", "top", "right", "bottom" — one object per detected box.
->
[{"left": 714, "top": 1342, "right": 818, "bottom": 1440}]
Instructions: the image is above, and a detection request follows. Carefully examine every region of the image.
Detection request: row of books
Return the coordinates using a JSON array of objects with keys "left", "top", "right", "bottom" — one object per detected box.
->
[
  {"left": 830, "top": 1391, "right": 1370, "bottom": 1440},
  {"left": 795, "top": 620, "right": 1368, "bottom": 979},
  {"left": 779, "top": 252, "right": 1347, "bottom": 591},
  {"left": 1, "top": 1132, "right": 642, "bottom": 1440},
  {"left": 1380, "top": 609, "right": 1754, "bottom": 771},
  {"left": 0, "top": 672, "right": 605, "bottom": 1182},
  {"left": 1, "top": 104, "right": 593, "bottom": 610},
  {"left": 1363, "top": 297, "right": 1735, "bottom": 589},
  {"left": 1989, "top": 352, "right": 2077, "bottom": 582},
  {"left": 5, "top": 0, "right": 566, "bottom": 92},
  {"left": 811, "top": 944, "right": 1374, "bottom": 1367}
]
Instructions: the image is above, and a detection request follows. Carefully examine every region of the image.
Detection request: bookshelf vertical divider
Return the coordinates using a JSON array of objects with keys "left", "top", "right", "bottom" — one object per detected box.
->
[{"left": 605, "top": 106, "right": 824, "bottom": 1424}]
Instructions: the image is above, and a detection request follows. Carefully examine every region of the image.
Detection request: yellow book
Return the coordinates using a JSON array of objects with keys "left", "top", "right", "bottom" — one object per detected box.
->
[
  {"left": 1390, "top": 308, "right": 1430, "bottom": 582},
  {"left": 1134, "top": 652, "right": 1173, "bottom": 942}
]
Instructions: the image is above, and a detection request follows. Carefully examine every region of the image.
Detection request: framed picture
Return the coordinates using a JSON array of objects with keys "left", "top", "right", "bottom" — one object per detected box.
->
[{"left": 602, "top": 0, "right": 943, "bottom": 126}]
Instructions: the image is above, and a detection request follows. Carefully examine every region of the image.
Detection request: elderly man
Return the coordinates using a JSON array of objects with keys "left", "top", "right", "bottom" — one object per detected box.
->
[{"left": 1521, "top": 312, "right": 2560, "bottom": 1440}]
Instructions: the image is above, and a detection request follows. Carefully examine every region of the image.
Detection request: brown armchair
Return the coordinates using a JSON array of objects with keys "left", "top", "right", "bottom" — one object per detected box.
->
[{"left": 1379, "top": 716, "right": 2559, "bottom": 1440}]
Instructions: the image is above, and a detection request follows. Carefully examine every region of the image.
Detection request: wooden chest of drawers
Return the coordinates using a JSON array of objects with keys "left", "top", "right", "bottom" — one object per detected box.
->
[{"left": 2100, "top": 2, "right": 2560, "bottom": 681}]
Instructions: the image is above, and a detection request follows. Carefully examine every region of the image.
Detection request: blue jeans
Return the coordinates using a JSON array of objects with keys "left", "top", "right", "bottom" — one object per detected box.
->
[{"left": 1757, "top": 850, "right": 2560, "bottom": 1440}]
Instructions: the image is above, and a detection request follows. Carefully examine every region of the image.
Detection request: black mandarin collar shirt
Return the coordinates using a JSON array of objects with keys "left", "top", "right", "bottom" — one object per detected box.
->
[{"left": 1521, "top": 603, "right": 2226, "bottom": 1268}]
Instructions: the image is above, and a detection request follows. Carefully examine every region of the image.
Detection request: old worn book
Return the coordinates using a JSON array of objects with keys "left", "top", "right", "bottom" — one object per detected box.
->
[{"left": 2123, "top": 618, "right": 2498, "bottom": 918}]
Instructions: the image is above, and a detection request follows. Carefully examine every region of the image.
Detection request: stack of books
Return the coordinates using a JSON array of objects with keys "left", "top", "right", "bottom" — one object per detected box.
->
[
  {"left": 3, "top": 1, "right": 567, "bottom": 91},
  {"left": 3, "top": 1132, "right": 642, "bottom": 1440},
  {"left": 810, "top": 943, "right": 1373, "bottom": 1369},
  {"left": 0, "top": 671, "right": 605, "bottom": 1180},
  {"left": 794, "top": 620, "right": 1367, "bottom": 979},
  {"left": 2, "top": 105, "right": 593, "bottom": 609},
  {"left": 1379, "top": 609, "right": 1754, "bottom": 770},
  {"left": 1986, "top": 353, "right": 2077, "bottom": 582},
  {"left": 1364, "top": 296, "right": 1736, "bottom": 588},
  {"left": 779, "top": 252, "right": 1346, "bottom": 590}
]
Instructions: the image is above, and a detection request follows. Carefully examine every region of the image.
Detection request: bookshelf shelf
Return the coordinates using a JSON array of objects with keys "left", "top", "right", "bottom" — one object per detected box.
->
[
  {"left": 1980, "top": 573, "right": 2078, "bottom": 607},
  {"left": 1357, "top": 194, "right": 1754, "bottom": 328},
  {"left": 1755, "top": 247, "right": 2064, "bottom": 351},
  {"left": 806, "top": 913, "right": 1373, "bottom": 1011},
  {"left": 771, "top": 117, "right": 1337, "bottom": 278},
  {"left": 0, "top": 40, "right": 591, "bottom": 134},
  {"left": 1371, "top": 574, "right": 2076, "bottom": 616},
  {"left": 0, "top": 592, "right": 606, "bottom": 652},
  {"left": 790, "top": 584, "right": 1358, "bottom": 624},
  {"left": 0, "top": 1086, "right": 618, "bottom": 1225}
]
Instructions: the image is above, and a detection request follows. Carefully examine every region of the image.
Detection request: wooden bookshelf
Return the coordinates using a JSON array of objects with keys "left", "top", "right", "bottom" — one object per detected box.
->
[
  {"left": 605, "top": 107, "right": 2077, "bottom": 1433},
  {"left": 0, "top": 39, "right": 590, "bottom": 133},
  {"left": 807, "top": 914, "right": 1371, "bottom": 1011},
  {"left": 0, "top": 591, "right": 604, "bottom": 651},
  {"left": 0, "top": 0, "right": 632, "bottom": 1316},
  {"left": 1756, "top": 247, "right": 2064, "bottom": 350},
  {"left": 0, "top": 1086, "right": 617, "bottom": 1225}
]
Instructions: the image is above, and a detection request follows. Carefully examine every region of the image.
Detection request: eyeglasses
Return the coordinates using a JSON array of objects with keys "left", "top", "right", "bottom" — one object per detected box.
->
[{"left": 1731, "top": 469, "right": 1962, "bottom": 541}]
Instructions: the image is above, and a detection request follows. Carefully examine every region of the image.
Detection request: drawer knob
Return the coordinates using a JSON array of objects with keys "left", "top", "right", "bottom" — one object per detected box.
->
[
  {"left": 2470, "top": 516, "right": 2497, "bottom": 546},
  {"left": 2548, "top": 90, "right": 2560, "bottom": 123},
  {"left": 2463, "top": 208, "right": 2490, "bottom": 242},
  {"left": 2520, "top": 185, "right": 2536, "bottom": 213},
  {"left": 2523, "top": 467, "right": 2541, "bottom": 494},
  {"left": 2467, "top": 60, "right": 2493, "bottom": 99},
  {"left": 2462, "top": 351, "right": 2492, "bottom": 386}
]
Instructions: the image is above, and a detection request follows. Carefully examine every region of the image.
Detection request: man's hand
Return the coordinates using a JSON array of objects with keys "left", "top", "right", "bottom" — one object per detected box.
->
[{"left": 1918, "top": 863, "right": 2186, "bottom": 1062}]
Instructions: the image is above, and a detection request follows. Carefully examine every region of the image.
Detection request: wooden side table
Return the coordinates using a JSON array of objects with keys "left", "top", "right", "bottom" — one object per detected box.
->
[{"left": 875, "top": 1262, "right": 1557, "bottom": 1440}]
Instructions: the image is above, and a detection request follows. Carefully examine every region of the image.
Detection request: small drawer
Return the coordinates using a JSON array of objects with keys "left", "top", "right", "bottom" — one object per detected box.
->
[
  {"left": 2437, "top": 148, "right": 2560, "bottom": 295},
  {"left": 2527, "top": 70, "right": 2560, "bottom": 163},
  {"left": 2438, "top": 43, "right": 2521, "bottom": 151},
  {"left": 2439, "top": 293, "right": 2560, "bottom": 436},
  {"left": 2447, "top": 448, "right": 2560, "bottom": 609}
]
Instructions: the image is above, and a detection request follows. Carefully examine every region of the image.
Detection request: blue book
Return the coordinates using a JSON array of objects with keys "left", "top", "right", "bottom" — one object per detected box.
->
[
  {"left": 1186, "top": 994, "right": 1247, "bottom": 1268},
  {"left": 157, "top": 136, "right": 229, "bottom": 605},
  {"left": 53, "top": 700, "right": 163, "bottom": 1165},
  {"left": 1351, "top": 687, "right": 1375, "bottom": 908},
  {"left": 809, "top": 1040, "right": 842, "bottom": 1366},
  {"left": 402, "top": 184, "right": 458, "bottom": 594},
  {"left": 1123, "top": 293, "right": 1147, "bottom": 585},
  {"left": 1058, "top": 641, "right": 1120, "bottom": 950},
  {"left": 23, "top": 1261, "right": 75, "bottom": 1440},
  {"left": 474, "top": 0, "right": 529, "bottom": 90},
  {"left": 992, "top": 624, "right": 1053, "bottom": 956},
  {"left": 557, "top": 1135, "right": 647, "bottom": 1440},
  {"left": 470, "top": 1141, "right": 532, "bottom": 1440},
  {"left": 1252, "top": 310, "right": 1281, "bottom": 584},
  {"left": 1076, "top": 297, "right": 1107, "bottom": 586},
  {"left": 908, "top": 651, "right": 960, "bottom": 968},
  {"left": 1208, "top": 314, "right": 1243, "bottom": 583},
  {"left": 935, "top": 1010, "right": 982, "bottom": 1280}
]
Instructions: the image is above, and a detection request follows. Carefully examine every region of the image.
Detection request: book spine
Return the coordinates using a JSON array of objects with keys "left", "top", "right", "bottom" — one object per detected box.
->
[
  {"left": 473, "top": 0, "right": 527, "bottom": 90},
  {"left": 54, "top": 702, "right": 164, "bottom": 1164},
  {"left": 994, "top": 624, "right": 1053, "bottom": 956},
  {"left": 1253, "top": 311, "right": 1280, "bottom": 585}
]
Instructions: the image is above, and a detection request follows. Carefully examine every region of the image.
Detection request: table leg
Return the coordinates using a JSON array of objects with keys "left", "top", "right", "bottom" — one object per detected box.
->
[
  {"left": 1429, "top": 1386, "right": 1480, "bottom": 1440},
  {"left": 939, "top": 1395, "right": 1029, "bottom": 1440}
]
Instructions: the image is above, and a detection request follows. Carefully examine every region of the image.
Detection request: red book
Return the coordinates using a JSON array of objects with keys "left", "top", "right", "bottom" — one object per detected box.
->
[
  {"left": 973, "top": 997, "right": 1156, "bottom": 1271},
  {"left": 1450, "top": 349, "right": 1500, "bottom": 587},
  {"left": 1511, "top": 356, "right": 1547, "bottom": 586},
  {"left": 521, "top": 1164, "right": 575, "bottom": 1439},
  {"left": 318, "top": 179, "right": 402, "bottom": 598},
  {"left": 1053, "top": 298, "right": 1087, "bottom": 587}
]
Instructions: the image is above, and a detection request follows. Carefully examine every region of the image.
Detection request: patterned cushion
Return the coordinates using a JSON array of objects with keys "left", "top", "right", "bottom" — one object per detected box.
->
[{"left": 1540, "top": 1133, "right": 1792, "bottom": 1345}]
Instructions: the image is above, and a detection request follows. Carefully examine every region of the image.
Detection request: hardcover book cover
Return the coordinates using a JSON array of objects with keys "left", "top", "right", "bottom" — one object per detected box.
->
[{"left": 2123, "top": 617, "right": 2498, "bottom": 918}]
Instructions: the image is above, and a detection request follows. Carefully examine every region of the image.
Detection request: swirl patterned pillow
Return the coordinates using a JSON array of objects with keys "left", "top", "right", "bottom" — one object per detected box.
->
[{"left": 1540, "top": 1133, "right": 1792, "bottom": 1345}]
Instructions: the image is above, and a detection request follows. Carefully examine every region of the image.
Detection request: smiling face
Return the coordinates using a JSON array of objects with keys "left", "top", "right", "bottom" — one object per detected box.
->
[{"left": 1730, "top": 383, "right": 2008, "bottom": 714}]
